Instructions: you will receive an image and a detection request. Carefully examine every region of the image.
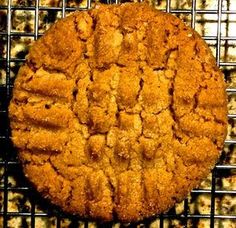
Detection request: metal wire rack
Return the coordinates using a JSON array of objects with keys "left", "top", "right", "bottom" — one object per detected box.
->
[{"left": 0, "top": 0, "right": 236, "bottom": 227}]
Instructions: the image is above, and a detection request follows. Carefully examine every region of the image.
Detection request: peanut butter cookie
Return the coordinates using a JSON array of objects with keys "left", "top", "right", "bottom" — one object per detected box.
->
[{"left": 9, "top": 3, "right": 227, "bottom": 222}]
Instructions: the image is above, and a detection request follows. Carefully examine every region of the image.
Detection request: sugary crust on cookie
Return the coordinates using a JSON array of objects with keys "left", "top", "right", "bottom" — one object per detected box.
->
[{"left": 9, "top": 3, "right": 228, "bottom": 222}]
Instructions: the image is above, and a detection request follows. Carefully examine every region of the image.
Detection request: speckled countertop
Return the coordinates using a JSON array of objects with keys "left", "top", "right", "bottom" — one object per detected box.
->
[{"left": 0, "top": 0, "right": 235, "bottom": 227}]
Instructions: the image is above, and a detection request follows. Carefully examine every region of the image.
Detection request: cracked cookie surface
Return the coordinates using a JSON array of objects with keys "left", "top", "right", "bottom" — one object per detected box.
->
[{"left": 9, "top": 3, "right": 228, "bottom": 222}]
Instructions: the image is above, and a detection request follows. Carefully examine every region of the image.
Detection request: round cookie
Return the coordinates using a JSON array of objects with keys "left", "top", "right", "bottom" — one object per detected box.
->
[{"left": 9, "top": 3, "right": 227, "bottom": 222}]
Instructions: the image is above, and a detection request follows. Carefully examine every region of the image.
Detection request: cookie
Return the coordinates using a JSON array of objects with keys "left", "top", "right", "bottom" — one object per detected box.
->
[{"left": 9, "top": 3, "right": 227, "bottom": 222}]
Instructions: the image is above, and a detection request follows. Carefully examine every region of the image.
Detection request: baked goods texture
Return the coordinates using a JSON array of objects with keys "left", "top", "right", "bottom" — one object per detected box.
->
[{"left": 8, "top": 3, "right": 228, "bottom": 222}]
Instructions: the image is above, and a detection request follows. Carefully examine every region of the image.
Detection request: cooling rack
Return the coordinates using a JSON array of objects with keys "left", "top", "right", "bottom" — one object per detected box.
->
[{"left": 0, "top": 0, "right": 236, "bottom": 227}]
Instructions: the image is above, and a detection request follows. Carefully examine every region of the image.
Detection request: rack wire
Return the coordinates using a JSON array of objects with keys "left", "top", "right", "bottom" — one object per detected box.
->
[{"left": 0, "top": 0, "right": 236, "bottom": 227}]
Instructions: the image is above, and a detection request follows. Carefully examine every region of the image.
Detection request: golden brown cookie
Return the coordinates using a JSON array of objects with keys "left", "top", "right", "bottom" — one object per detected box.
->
[{"left": 9, "top": 3, "right": 227, "bottom": 222}]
